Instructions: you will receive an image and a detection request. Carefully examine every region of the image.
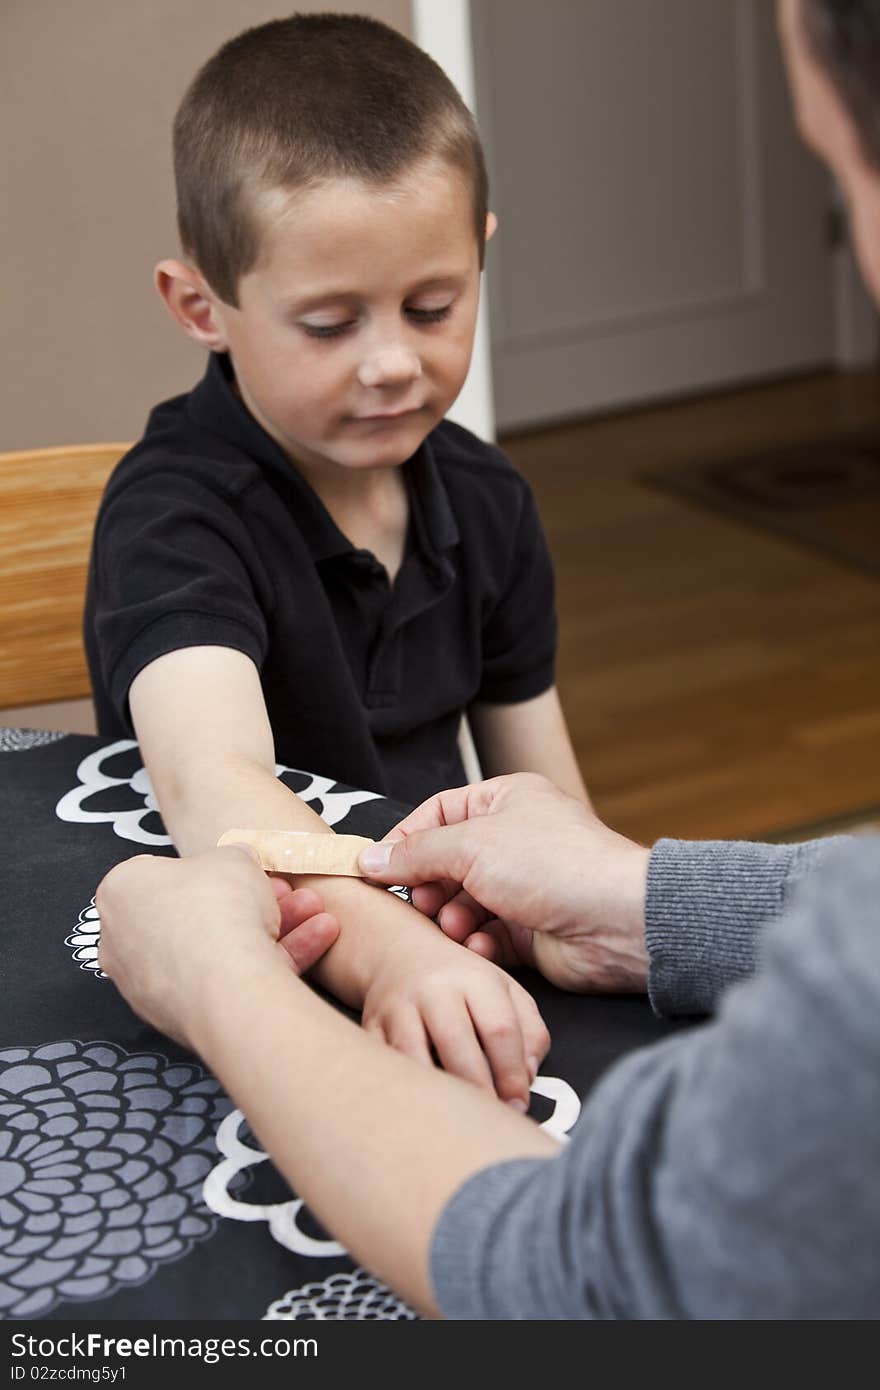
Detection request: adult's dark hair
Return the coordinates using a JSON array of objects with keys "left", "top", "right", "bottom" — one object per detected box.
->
[
  {"left": 800, "top": 0, "right": 880, "bottom": 169},
  {"left": 173, "top": 12, "right": 489, "bottom": 304}
]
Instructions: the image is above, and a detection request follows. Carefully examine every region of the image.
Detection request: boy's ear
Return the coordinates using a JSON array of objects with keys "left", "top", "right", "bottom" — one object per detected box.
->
[
  {"left": 154, "top": 259, "right": 230, "bottom": 350},
  {"left": 485, "top": 211, "right": 498, "bottom": 243}
]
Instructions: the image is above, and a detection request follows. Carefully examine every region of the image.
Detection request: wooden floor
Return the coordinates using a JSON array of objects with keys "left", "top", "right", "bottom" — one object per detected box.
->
[{"left": 502, "top": 370, "right": 880, "bottom": 844}]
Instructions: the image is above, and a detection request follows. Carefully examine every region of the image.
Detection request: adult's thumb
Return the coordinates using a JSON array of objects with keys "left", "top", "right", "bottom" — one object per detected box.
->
[{"left": 358, "top": 825, "right": 468, "bottom": 887}]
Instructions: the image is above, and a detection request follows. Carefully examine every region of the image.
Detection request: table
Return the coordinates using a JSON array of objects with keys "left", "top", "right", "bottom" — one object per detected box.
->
[{"left": 1, "top": 730, "right": 684, "bottom": 1321}]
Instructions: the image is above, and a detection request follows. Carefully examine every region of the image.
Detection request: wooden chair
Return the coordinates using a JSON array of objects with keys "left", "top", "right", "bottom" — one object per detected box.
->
[
  {"left": 0, "top": 444, "right": 129, "bottom": 712},
  {"left": 0, "top": 442, "right": 486, "bottom": 771}
]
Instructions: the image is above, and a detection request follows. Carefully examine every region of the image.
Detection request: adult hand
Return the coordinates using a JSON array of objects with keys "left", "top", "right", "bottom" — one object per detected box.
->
[
  {"left": 359, "top": 774, "right": 651, "bottom": 993},
  {"left": 97, "top": 846, "right": 339, "bottom": 1048}
]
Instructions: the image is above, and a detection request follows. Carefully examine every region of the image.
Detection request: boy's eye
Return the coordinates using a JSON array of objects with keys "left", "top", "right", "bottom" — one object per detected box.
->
[
  {"left": 301, "top": 320, "right": 355, "bottom": 340},
  {"left": 406, "top": 304, "right": 453, "bottom": 325},
  {"left": 300, "top": 303, "right": 453, "bottom": 338}
]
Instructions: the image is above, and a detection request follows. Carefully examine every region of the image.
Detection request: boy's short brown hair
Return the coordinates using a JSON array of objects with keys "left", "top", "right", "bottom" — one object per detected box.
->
[{"left": 173, "top": 12, "right": 489, "bottom": 305}]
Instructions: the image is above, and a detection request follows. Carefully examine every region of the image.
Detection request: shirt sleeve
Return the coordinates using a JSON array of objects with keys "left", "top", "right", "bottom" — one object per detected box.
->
[
  {"left": 645, "top": 833, "right": 849, "bottom": 1016},
  {"left": 476, "top": 479, "right": 557, "bottom": 704},
  {"left": 430, "top": 835, "right": 880, "bottom": 1319},
  {"left": 89, "top": 469, "right": 272, "bottom": 730}
]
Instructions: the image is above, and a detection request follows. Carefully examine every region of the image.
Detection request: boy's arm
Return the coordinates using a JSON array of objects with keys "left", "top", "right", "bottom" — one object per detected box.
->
[
  {"left": 469, "top": 686, "right": 590, "bottom": 804},
  {"left": 130, "top": 646, "right": 308, "bottom": 857},
  {"left": 129, "top": 645, "right": 549, "bottom": 1104}
]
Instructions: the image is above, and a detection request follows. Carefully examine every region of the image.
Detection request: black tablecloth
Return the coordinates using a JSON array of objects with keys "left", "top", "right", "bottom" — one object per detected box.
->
[{"left": 1, "top": 730, "right": 682, "bottom": 1321}]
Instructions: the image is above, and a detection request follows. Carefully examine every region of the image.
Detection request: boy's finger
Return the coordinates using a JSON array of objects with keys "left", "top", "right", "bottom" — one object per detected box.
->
[
  {"left": 384, "top": 1006, "right": 434, "bottom": 1070},
  {"left": 508, "top": 987, "right": 551, "bottom": 1076},
  {"left": 468, "top": 995, "right": 531, "bottom": 1109},
  {"left": 422, "top": 996, "right": 495, "bottom": 1094}
]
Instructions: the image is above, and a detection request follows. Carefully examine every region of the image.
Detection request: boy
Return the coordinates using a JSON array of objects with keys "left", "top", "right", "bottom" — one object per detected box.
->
[{"left": 85, "top": 14, "right": 585, "bottom": 1105}]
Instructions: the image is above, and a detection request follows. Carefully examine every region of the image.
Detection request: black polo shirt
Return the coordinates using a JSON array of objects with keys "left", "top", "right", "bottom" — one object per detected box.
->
[{"left": 85, "top": 353, "right": 557, "bottom": 804}]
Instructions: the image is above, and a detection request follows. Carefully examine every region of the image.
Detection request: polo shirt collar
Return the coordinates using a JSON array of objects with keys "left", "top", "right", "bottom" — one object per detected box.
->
[
  {"left": 407, "top": 436, "right": 459, "bottom": 567},
  {"left": 187, "top": 351, "right": 459, "bottom": 567}
]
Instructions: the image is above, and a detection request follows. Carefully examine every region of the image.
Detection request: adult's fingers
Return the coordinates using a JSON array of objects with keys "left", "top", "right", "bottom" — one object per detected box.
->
[
  {"left": 268, "top": 871, "right": 297, "bottom": 902},
  {"left": 380, "top": 783, "right": 482, "bottom": 840},
  {"left": 464, "top": 923, "right": 517, "bottom": 967},
  {"left": 411, "top": 880, "right": 458, "bottom": 919},
  {"left": 275, "top": 885, "right": 328, "bottom": 935},
  {"left": 462, "top": 931, "right": 500, "bottom": 963},
  {"left": 465, "top": 920, "right": 537, "bottom": 971},
  {"left": 278, "top": 911, "right": 340, "bottom": 975},
  {"left": 411, "top": 883, "right": 489, "bottom": 938},
  {"left": 437, "top": 889, "right": 491, "bottom": 942}
]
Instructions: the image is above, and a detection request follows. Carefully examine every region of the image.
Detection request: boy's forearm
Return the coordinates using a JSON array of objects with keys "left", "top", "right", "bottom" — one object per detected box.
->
[
  {"left": 155, "top": 750, "right": 317, "bottom": 855},
  {"left": 153, "top": 751, "right": 440, "bottom": 1008},
  {"left": 129, "top": 649, "right": 443, "bottom": 1008}
]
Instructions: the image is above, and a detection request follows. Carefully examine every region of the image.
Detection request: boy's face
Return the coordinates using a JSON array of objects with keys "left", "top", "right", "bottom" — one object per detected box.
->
[{"left": 203, "top": 160, "right": 486, "bottom": 479}]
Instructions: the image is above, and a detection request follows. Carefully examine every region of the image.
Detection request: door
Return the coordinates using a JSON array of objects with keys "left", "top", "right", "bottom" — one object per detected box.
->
[{"left": 471, "top": 0, "right": 836, "bottom": 430}]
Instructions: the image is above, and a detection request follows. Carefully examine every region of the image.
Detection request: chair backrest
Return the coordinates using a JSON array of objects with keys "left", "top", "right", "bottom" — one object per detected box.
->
[{"left": 0, "top": 443, "right": 129, "bottom": 710}]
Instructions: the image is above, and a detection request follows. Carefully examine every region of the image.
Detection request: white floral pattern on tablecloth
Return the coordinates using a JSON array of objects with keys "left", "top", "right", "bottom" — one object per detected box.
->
[
  {"left": 264, "top": 1268, "right": 417, "bottom": 1320},
  {"left": 55, "top": 741, "right": 382, "bottom": 846},
  {"left": 64, "top": 900, "right": 105, "bottom": 979}
]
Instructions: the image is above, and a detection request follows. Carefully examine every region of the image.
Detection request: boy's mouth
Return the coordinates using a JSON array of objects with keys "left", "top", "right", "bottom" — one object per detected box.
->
[{"left": 352, "top": 407, "right": 423, "bottom": 423}]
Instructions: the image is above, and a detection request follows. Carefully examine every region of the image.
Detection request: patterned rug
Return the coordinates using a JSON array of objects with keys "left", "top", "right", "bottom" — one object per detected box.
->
[{"left": 642, "top": 433, "right": 880, "bottom": 574}]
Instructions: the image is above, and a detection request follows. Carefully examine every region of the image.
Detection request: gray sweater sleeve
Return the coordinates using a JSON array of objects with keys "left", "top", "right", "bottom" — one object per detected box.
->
[
  {"left": 430, "top": 835, "right": 880, "bottom": 1318},
  {"left": 646, "top": 834, "right": 846, "bottom": 1015}
]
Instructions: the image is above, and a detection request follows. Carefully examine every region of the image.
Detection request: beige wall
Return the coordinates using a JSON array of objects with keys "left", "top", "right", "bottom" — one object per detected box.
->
[
  {"left": 2, "top": 0, "right": 412, "bottom": 453},
  {"left": 4, "top": 0, "right": 410, "bottom": 734}
]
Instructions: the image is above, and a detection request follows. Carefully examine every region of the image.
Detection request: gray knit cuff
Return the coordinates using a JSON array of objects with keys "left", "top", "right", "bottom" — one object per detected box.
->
[{"left": 645, "top": 838, "right": 806, "bottom": 1017}]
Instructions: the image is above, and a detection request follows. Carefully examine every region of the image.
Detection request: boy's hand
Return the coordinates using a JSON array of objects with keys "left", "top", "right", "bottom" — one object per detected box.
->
[
  {"left": 271, "top": 869, "right": 549, "bottom": 1105},
  {"left": 359, "top": 927, "right": 550, "bottom": 1110}
]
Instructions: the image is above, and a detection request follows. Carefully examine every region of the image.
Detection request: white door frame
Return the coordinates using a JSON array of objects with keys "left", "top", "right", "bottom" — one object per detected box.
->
[{"left": 412, "top": 0, "right": 497, "bottom": 441}]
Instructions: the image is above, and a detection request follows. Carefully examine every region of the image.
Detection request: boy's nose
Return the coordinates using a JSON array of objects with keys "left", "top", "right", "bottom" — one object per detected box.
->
[{"left": 357, "top": 345, "right": 422, "bottom": 389}]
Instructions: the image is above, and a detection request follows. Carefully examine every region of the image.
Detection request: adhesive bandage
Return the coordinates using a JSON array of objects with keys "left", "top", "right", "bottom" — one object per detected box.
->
[{"left": 217, "top": 828, "right": 375, "bottom": 876}]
